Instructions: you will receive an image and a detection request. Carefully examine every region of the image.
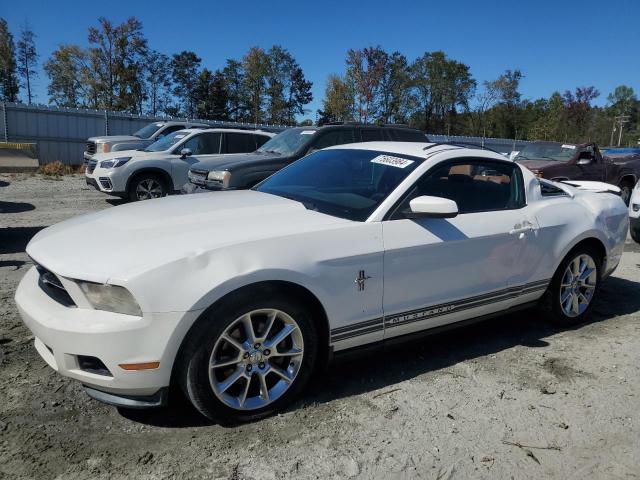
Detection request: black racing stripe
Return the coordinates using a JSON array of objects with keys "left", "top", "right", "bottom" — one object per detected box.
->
[
  {"left": 331, "top": 279, "right": 551, "bottom": 342},
  {"left": 331, "top": 317, "right": 383, "bottom": 335},
  {"left": 331, "top": 324, "right": 384, "bottom": 342}
]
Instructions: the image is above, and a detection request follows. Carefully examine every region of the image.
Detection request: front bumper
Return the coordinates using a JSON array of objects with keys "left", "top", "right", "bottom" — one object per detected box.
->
[
  {"left": 15, "top": 266, "right": 201, "bottom": 400},
  {"left": 181, "top": 182, "right": 211, "bottom": 195}
]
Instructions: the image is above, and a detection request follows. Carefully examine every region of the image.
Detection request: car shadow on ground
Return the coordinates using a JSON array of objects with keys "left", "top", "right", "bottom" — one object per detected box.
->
[
  {"left": 0, "top": 180, "right": 10, "bottom": 187},
  {"left": 118, "top": 276, "right": 640, "bottom": 429},
  {"left": 105, "top": 198, "right": 128, "bottom": 206},
  {"left": 0, "top": 201, "right": 35, "bottom": 214},
  {"left": 0, "top": 226, "right": 45, "bottom": 254}
]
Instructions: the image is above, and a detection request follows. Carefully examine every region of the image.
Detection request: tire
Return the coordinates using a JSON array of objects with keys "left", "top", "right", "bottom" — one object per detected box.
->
[
  {"left": 541, "top": 244, "right": 602, "bottom": 326},
  {"left": 128, "top": 173, "right": 168, "bottom": 202},
  {"left": 619, "top": 180, "right": 634, "bottom": 206},
  {"left": 631, "top": 227, "right": 640, "bottom": 244},
  {"left": 177, "top": 289, "right": 319, "bottom": 424}
]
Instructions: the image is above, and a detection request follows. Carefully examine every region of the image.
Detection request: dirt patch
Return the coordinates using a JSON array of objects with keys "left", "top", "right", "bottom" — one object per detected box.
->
[{"left": 1, "top": 174, "right": 639, "bottom": 479}]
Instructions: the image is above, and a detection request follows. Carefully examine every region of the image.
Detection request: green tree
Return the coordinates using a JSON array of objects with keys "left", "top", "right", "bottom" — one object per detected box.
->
[
  {"left": 242, "top": 46, "right": 269, "bottom": 124},
  {"left": 222, "top": 59, "right": 246, "bottom": 122},
  {"left": 44, "top": 44, "right": 92, "bottom": 107},
  {"left": 345, "top": 46, "right": 386, "bottom": 123},
  {"left": 318, "top": 74, "right": 354, "bottom": 124},
  {"left": 264, "top": 46, "right": 312, "bottom": 124},
  {"left": 87, "top": 17, "right": 148, "bottom": 112},
  {"left": 16, "top": 24, "right": 38, "bottom": 104},
  {"left": 171, "top": 50, "right": 201, "bottom": 117},
  {"left": 0, "top": 18, "right": 19, "bottom": 102},
  {"left": 377, "top": 51, "right": 411, "bottom": 124},
  {"left": 144, "top": 50, "right": 172, "bottom": 115}
]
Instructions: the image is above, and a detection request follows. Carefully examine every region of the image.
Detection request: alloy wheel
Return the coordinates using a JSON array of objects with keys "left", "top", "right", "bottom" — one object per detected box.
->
[
  {"left": 208, "top": 309, "right": 304, "bottom": 410},
  {"left": 559, "top": 254, "right": 597, "bottom": 317},
  {"left": 135, "top": 179, "right": 163, "bottom": 200}
]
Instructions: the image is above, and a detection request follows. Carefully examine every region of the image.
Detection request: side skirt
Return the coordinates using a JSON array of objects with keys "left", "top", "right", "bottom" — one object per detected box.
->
[{"left": 330, "top": 301, "right": 539, "bottom": 364}]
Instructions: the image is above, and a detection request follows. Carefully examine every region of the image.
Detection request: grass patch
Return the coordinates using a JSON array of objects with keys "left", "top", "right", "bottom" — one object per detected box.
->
[{"left": 38, "top": 161, "right": 84, "bottom": 177}]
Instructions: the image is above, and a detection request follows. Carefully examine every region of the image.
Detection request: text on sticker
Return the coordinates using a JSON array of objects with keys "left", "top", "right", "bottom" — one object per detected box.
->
[{"left": 371, "top": 154, "right": 415, "bottom": 168}]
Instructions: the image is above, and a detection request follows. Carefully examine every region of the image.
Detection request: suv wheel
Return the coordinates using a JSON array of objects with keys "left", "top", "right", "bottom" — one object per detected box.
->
[
  {"left": 129, "top": 174, "right": 167, "bottom": 201},
  {"left": 177, "top": 290, "right": 318, "bottom": 424},
  {"left": 541, "top": 245, "right": 601, "bottom": 325}
]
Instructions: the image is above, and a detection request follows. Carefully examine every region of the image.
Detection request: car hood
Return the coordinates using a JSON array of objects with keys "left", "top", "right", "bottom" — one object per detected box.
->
[
  {"left": 515, "top": 159, "right": 558, "bottom": 170},
  {"left": 87, "top": 135, "right": 144, "bottom": 143},
  {"left": 26, "top": 190, "right": 349, "bottom": 284},
  {"left": 191, "top": 151, "right": 287, "bottom": 171}
]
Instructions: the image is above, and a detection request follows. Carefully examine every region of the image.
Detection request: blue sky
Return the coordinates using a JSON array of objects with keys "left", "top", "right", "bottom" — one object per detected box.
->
[{"left": 2, "top": 0, "right": 639, "bottom": 118}]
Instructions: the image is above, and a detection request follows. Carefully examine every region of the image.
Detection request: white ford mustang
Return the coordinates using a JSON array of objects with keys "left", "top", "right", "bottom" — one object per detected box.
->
[{"left": 15, "top": 142, "right": 628, "bottom": 423}]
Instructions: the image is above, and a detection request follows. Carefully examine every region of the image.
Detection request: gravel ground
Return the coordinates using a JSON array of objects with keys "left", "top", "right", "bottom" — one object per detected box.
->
[{"left": 1, "top": 173, "right": 639, "bottom": 479}]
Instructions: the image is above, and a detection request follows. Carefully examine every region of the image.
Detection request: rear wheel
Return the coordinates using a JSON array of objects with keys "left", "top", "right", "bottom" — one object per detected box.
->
[
  {"left": 128, "top": 174, "right": 167, "bottom": 201},
  {"left": 542, "top": 245, "right": 602, "bottom": 325},
  {"left": 177, "top": 291, "right": 318, "bottom": 424}
]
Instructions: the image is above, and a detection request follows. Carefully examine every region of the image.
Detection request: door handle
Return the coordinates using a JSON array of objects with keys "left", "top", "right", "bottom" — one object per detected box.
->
[{"left": 509, "top": 221, "right": 536, "bottom": 236}]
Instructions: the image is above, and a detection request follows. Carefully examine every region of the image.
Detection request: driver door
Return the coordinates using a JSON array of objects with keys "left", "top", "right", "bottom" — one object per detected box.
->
[
  {"left": 171, "top": 132, "right": 222, "bottom": 187},
  {"left": 381, "top": 159, "right": 532, "bottom": 340}
]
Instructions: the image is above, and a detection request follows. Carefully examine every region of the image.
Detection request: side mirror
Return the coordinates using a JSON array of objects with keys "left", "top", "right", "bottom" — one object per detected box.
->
[
  {"left": 180, "top": 148, "right": 192, "bottom": 159},
  {"left": 577, "top": 151, "right": 593, "bottom": 165},
  {"left": 405, "top": 195, "right": 458, "bottom": 219}
]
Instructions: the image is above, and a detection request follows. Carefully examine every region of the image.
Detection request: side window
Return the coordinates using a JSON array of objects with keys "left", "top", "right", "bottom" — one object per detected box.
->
[
  {"left": 181, "top": 133, "right": 221, "bottom": 155},
  {"left": 361, "top": 129, "right": 384, "bottom": 142},
  {"left": 156, "top": 124, "right": 184, "bottom": 138},
  {"left": 389, "top": 159, "right": 525, "bottom": 219},
  {"left": 312, "top": 129, "right": 356, "bottom": 150},
  {"left": 255, "top": 134, "right": 270, "bottom": 148},
  {"left": 225, "top": 133, "right": 256, "bottom": 153}
]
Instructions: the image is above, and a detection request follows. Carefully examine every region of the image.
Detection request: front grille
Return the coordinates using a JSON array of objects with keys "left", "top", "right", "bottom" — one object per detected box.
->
[
  {"left": 87, "top": 160, "right": 97, "bottom": 174},
  {"left": 86, "top": 141, "right": 96, "bottom": 155},
  {"left": 35, "top": 264, "right": 76, "bottom": 307}
]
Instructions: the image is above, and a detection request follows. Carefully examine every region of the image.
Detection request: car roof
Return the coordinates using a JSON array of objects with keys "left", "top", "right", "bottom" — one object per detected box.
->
[
  {"left": 174, "top": 128, "right": 274, "bottom": 136},
  {"left": 325, "top": 141, "right": 509, "bottom": 162}
]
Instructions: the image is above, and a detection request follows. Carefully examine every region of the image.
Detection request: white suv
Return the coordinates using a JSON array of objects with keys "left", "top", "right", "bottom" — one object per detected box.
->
[
  {"left": 630, "top": 180, "right": 640, "bottom": 243},
  {"left": 85, "top": 128, "right": 274, "bottom": 201}
]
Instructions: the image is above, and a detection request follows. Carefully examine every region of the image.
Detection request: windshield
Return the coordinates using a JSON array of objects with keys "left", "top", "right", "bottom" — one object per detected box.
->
[
  {"left": 144, "top": 130, "right": 190, "bottom": 152},
  {"left": 133, "top": 122, "right": 164, "bottom": 139},
  {"left": 515, "top": 143, "right": 577, "bottom": 162},
  {"left": 256, "top": 128, "right": 316, "bottom": 156},
  {"left": 255, "top": 148, "right": 423, "bottom": 221}
]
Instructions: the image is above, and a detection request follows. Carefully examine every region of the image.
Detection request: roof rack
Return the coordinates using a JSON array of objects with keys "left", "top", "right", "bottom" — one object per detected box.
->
[
  {"left": 423, "top": 142, "right": 502, "bottom": 155},
  {"left": 321, "top": 121, "right": 416, "bottom": 128}
]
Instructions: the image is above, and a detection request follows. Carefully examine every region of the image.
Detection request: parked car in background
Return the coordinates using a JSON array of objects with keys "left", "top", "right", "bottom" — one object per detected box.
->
[
  {"left": 514, "top": 141, "right": 639, "bottom": 204},
  {"left": 16, "top": 142, "right": 627, "bottom": 423},
  {"left": 86, "top": 128, "right": 274, "bottom": 201},
  {"left": 630, "top": 180, "right": 640, "bottom": 243},
  {"left": 184, "top": 123, "right": 427, "bottom": 192},
  {"left": 83, "top": 121, "right": 210, "bottom": 163}
]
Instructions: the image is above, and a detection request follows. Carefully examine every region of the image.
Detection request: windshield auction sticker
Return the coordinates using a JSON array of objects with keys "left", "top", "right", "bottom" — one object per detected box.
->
[
  {"left": 371, "top": 154, "right": 415, "bottom": 168},
  {"left": 300, "top": 130, "right": 316, "bottom": 135},
  {"left": 561, "top": 144, "right": 576, "bottom": 149}
]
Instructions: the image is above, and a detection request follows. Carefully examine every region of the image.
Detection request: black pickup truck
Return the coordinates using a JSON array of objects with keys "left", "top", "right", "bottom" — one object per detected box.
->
[
  {"left": 183, "top": 123, "right": 427, "bottom": 192},
  {"left": 514, "top": 141, "right": 640, "bottom": 204}
]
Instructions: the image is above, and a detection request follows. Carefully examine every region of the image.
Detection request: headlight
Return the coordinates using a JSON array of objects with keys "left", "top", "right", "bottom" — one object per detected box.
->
[
  {"left": 207, "top": 170, "right": 231, "bottom": 188},
  {"left": 96, "top": 143, "right": 110, "bottom": 154},
  {"left": 100, "top": 157, "right": 131, "bottom": 169},
  {"left": 77, "top": 281, "right": 142, "bottom": 316}
]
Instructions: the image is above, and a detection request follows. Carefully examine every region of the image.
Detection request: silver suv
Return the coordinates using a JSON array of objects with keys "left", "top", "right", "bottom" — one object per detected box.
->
[{"left": 84, "top": 121, "right": 210, "bottom": 163}]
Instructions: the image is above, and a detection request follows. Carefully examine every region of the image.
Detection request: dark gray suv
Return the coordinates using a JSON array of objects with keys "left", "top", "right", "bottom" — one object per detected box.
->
[{"left": 184, "top": 123, "right": 427, "bottom": 192}]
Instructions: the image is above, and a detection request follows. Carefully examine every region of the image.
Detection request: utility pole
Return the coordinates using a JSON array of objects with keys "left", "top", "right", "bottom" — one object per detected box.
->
[{"left": 611, "top": 115, "right": 630, "bottom": 147}]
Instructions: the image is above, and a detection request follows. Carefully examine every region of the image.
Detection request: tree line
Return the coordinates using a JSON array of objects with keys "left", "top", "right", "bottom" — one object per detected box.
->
[
  {"left": 0, "top": 17, "right": 312, "bottom": 125},
  {"left": 0, "top": 18, "right": 638, "bottom": 145},
  {"left": 318, "top": 46, "right": 640, "bottom": 146}
]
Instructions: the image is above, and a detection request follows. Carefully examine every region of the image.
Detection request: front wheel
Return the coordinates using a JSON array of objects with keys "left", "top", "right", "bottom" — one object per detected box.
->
[
  {"left": 542, "top": 245, "right": 601, "bottom": 325},
  {"left": 177, "top": 291, "right": 318, "bottom": 424},
  {"left": 128, "top": 174, "right": 168, "bottom": 201},
  {"left": 631, "top": 226, "right": 640, "bottom": 244},
  {"left": 619, "top": 180, "right": 634, "bottom": 206}
]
